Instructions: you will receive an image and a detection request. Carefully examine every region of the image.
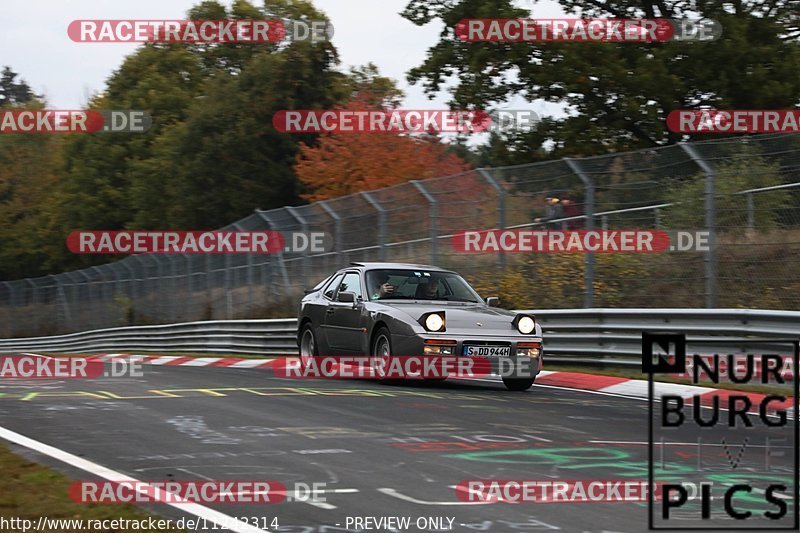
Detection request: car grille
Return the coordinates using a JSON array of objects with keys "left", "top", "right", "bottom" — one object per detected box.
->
[{"left": 462, "top": 341, "right": 512, "bottom": 347}]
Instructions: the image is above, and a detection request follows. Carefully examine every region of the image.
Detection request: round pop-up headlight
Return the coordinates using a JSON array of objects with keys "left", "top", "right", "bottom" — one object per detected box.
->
[
  {"left": 517, "top": 315, "right": 535, "bottom": 334},
  {"left": 425, "top": 313, "right": 445, "bottom": 332}
]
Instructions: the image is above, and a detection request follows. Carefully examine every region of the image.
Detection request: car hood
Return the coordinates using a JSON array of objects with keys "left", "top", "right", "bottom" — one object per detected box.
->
[{"left": 375, "top": 302, "right": 536, "bottom": 336}]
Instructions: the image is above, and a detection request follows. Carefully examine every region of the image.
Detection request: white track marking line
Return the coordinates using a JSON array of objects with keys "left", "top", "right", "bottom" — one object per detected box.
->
[
  {"left": 233, "top": 488, "right": 359, "bottom": 510},
  {"left": 180, "top": 358, "right": 224, "bottom": 366},
  {"left": 377, "top": 487, "right": 495, "bottom": 506},
  {"left": 230, "top": 359, "right": 273, "bottom": 368},
  {"left": 0, "top": 426, "right": 269, "bottom": 533},
  {"left": 146, "top": 356, "right": 184, "bottom": 365},
  {"left": 457, "top": 377, "right": 790, "bottom": 419},
  {"left": 589, "top": 440, "right": 794, "bottom": 448}
]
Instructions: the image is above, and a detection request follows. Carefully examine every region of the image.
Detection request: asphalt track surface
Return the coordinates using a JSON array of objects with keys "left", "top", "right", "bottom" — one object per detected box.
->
[{"left": 0, "top": 361, "right": 796, "bottom": 533}]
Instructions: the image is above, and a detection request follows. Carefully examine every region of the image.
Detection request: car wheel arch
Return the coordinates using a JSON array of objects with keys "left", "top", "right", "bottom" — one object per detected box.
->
[{"left": 369, "top": 321, "right": 390, "bottom": 352}]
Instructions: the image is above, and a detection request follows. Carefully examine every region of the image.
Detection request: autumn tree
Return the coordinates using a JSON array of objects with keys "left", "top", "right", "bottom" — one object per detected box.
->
[{"left": 295, "top": 96, "right": 472, "bottom": 202}]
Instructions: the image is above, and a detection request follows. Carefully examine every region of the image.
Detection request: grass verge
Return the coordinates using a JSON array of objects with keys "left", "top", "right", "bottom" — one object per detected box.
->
[{"left": 0, "top": 442, "right": 182, "bottom": 531}]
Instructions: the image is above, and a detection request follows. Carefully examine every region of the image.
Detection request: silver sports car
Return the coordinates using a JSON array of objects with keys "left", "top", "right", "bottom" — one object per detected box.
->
[{"left": 296, "top": 262, "right": 543, "bottom": 391}]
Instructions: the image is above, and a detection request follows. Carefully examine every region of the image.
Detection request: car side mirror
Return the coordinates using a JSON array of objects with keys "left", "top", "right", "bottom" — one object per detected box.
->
[
  {"left": 486, "top": 297, "right": 500, "bottom": 307},
  {"left": 337, "top": 291, "right": 356, "bottom": 304}
]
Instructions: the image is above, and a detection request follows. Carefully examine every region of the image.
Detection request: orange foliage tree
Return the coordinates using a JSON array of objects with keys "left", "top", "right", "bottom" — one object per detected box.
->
[{"left": 294, "top": 109, "right": 472, "bottom": 202}]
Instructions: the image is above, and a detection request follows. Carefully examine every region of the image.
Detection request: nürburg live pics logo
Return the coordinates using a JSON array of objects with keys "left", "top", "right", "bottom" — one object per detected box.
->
[{"left": 643, "top": 332, "right": 798, "bottom": 530}]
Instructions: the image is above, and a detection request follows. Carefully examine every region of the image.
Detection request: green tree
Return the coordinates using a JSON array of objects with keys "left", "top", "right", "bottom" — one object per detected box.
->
[
  {"left": 0, "top": 100, "right": 65, "bottom": 278},
  {"left": 0, "top": 66, "right": 36, "bottom": 107},
  {"left": 402, "top": 0, "right": 800, "bottom": 156},
  {"left": 663, "top": 147, "right": 791, "bottom": 230}
]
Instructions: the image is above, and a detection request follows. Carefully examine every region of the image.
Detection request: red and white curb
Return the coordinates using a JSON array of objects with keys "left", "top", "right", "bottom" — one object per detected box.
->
[
  {"left": 14, "top": 353, "right": 794, "bottom": 415},
  {"left": 534, "top": 369, "right": 795, "bottom": 416},
  {"left": 92, "top": 353, "right": 277, "bottom": 369}
]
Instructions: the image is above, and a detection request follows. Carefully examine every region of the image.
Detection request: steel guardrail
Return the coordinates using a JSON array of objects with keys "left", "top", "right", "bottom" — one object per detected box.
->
[{"left": 1, "top": 309, "right": 798, "bottom": 365}]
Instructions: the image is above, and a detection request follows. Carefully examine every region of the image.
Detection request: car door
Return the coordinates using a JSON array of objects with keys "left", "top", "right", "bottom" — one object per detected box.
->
[
  {"left": 323, "top": 271, "right": 365, "bottom": 354},
  {"left": 315, "top": 272, "right": 344, "bottom": 353}
]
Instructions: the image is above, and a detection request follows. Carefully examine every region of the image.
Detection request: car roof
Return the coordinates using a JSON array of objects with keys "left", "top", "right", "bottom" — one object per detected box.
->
[{"left": 344, "top": 262, "right": 450, "bottom": 272}]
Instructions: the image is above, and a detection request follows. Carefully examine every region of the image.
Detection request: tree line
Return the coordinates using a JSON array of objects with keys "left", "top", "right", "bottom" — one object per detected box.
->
[{"left": 0, "top": 0, "right": 797, "bottom": 280}]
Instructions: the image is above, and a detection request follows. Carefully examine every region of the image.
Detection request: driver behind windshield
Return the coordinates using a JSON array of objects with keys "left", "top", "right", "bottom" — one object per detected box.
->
[
  {"left": 415, "top": 277, "right": 440, "bottom": 299},
  {"left": 370, "top": 273, "right": 394, "bottom": 300}
]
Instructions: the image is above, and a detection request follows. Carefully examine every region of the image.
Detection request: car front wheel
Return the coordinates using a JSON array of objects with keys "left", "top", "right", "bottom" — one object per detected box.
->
[
  {"left": 371, "top": 327, "right": 396, "bottom": 383},
  {"left": 299, "top": 324, "right": 318, "bottom": 370},
  {"left": 502, "top": 376, "right": 535, "bottom": 391}
]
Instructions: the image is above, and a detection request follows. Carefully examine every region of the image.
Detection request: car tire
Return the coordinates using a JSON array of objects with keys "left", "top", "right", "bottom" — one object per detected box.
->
[
  {"left": 502, "top": 376, "right": 535, "bottom": 391},
  {"left": 371, "top": 327, "right": 398, "bottom": 383},
  {"left": 299, "top": 323, "right": 319, "bottom": 370}
]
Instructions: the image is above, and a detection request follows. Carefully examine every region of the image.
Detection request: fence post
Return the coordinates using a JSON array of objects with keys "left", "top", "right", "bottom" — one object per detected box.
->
[
  {"left": 564, "top": 157, "right": 595, "bottom": 308},
  {"left": 285, "top": 206, "right": 310, "bottom": 286},
  {"left": 256, "top": 210, "right": 291, "bottom": 290},
  {"left": 1, "top": 281, "right": 12, "bottom": 336},
  {"left": 319, "top": 200, "right": 342, "bottom": 264},
  {"left": 119, "top": 259, "right": 136, "bottom": 325},
  {"left": 477, "top": 168, "right": 506, "bottom": 270},
  {"left": 679, "top": 142, "right": 717, "bottom": 308},
  {"left": 410, "top": 180, "right": 438, "bottom": 264},
  {"left": 361, "top": 192, "right": 387, "bottom": 261},
  {"left": 76, "top": 270, "right": 92, "bottom": 332},
  {"left": 183, "top": 255, "right": 192, "bottom": 316},
  {"left": 746, "top": 193, "right": 754, "bottom": 230},
  {"left": 231, "top": 222, "right": 253, "bottom": 314},
  {"left": 143, "top": 256, "right": 163, "bottom": 320}
]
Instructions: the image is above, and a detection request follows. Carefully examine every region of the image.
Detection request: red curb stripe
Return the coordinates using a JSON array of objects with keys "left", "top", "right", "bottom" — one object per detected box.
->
[
  {"left": 537, "top": 371, "right": 630, "bottom": 390},
  {"left": 163, "top": 357, "right": 196, "bottom": 366},
  {"left": 209, "top": 358, "right": 245, "bottom": 367},
  {"left": 693, "top": 389, "right": 794, "bottom": 412}
]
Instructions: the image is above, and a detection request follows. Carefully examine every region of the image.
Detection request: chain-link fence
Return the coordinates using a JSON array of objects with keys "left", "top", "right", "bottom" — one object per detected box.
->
[{"left": 1, "top": 133, "right": 799, "bottom": 338}]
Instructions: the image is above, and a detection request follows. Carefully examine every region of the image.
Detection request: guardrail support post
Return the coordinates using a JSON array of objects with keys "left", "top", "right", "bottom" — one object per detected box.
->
[
  {"left": 564, "top": 158, "right": 595, "bottom": 308},
  {"left": 361, "top": 192, "right": 387, "bottom": 261},
  {"left": 680, "top": 143, "right": 717, "bottom": 308},
  {"left": 410, "top": 180, "right": 438, "bottom": 265},
  {"left": 478, "top": 168, "right": 507, "bottom": 270}
]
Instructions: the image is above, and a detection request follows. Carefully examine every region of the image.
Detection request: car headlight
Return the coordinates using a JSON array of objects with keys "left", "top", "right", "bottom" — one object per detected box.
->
[
  {"left": 424, "top": 313, "right": 445, "bottom": 332},
  {"left": 517, "top": 315, "right": 536, "bottom": 334}
]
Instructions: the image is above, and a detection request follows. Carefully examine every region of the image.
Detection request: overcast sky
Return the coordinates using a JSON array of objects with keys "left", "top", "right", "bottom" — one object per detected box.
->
[{"left": 3, "top": 0, "right": 564, "bottom": 114}]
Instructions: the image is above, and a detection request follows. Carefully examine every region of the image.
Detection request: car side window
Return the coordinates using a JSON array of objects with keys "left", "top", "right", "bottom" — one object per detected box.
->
[
  {"left": 322, "top": 273, "right": 344, "bottom": 300},
  {"left": 337, "top": 272, "right": 362, "bottom": 300}
]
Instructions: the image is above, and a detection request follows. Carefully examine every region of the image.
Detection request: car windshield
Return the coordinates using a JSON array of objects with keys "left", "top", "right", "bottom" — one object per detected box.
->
[{"left": 365, "top": 269, "right": 482, "bottom": 303}]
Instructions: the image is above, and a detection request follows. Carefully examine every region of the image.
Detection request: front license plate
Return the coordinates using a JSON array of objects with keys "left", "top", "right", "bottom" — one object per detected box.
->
[{"left": 463, "top": 345, "right": 510, "bottom": 357}]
